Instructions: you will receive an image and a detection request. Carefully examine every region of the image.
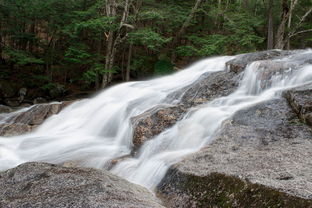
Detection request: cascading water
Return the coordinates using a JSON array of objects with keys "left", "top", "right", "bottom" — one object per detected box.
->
[
  {"left": 112, "top": 50, "right": 312, "bottom": 189},
  {"left": 0, "top": 50, "right": 311, "bottom": 191},
  {"left": 0, "top": 57, "right": 231, "bottom": 171}
]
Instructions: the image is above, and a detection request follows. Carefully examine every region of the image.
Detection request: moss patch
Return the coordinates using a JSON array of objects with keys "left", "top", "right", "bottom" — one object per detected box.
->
[{"left": 157, "top": 170, "right": 312, "bottom": 208}]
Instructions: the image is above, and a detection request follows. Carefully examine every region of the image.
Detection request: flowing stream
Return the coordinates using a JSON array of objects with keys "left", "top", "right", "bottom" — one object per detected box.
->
[{"left": 0, "top": 50, "right": 311, "bottom": 190}]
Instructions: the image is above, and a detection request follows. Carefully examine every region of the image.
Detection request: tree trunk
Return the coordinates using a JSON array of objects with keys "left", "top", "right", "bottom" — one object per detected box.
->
[
  {"left": 101, "top": 0, "right": 132, "bottom": 88},
  {"left": 102, "top": 30, "right": 114, "bottom": 88},
  {"left": 95, "top": 36, "right": 102, "bottom": 89},
  {"left": 267, "top": 0, "right": 274, "bottom": 49},
  {"left": 275, "top": 0, "right": 298, "bottom": 49},
  {"left": 126, "top": 44, "right": 133, "bottom": 81},
  {"left": 101, "top": 0, "right": 117, "bottom": 88},
  {"left": 275, "top": 0, "right": 288, "bottom": 49},
  {"left": 121, "top": 48, "right": 125, "bottom": 81},
  {"left": 286, "top": 0, "right": 298, "bottom": 49},
  {"left": 286, "top": 12, "right": 292, "bottom": 50}
]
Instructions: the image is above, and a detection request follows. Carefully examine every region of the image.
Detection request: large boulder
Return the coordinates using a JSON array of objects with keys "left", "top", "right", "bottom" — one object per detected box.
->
[
  {"left": 284, "top": 84, "right": 312, "bottom": 126},
  {"left": 132, "top": 105, "right": 187, "bottom": 153},
  {"left": 0, "top": 101, "right": 73, "bottom": 136},
  {"left": 225, "top": 50, "right": 294, "bottom": 73},
  {"left": 0, "top": 105, "right": 13, "bottom": 114},
  {"left": 179, "top": 71, "right": 239, "bottom": 107},
  {"left": 0, "top": 123, "right": 33, "bottom": 137},
  {"left": 6, "top": 103, "right": 63, "bottom": 125},
  {"left": 0, "top": 162, "right": 164, "bottom": 208},
  {"left": 157, "top": 98, "right": 312, "bottom": 207}
]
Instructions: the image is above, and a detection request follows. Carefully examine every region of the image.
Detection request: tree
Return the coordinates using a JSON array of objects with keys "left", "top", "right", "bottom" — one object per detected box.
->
[
  {"left": 0, "top": 0, "right": 311, "bottom": 97},
  {"left": 267, "top": 0, "right": 274, "bottom": 49}
]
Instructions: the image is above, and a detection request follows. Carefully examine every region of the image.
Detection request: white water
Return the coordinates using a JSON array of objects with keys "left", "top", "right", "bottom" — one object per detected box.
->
[{"left": 0, "top": 50, "right": 311, "bottom": 190}]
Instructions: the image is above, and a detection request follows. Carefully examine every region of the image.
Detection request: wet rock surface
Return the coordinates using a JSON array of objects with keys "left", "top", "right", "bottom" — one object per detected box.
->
[
  {"left": 179, "top": 71, "right": 239, "bottom": 106},
  {"left": 132, "top": 50, "right": 312, "bottom": 149},
  {"left": 0, "top": 162, "right": 164, "bottom": 208},
  {"left": 225, "top": 50, "right": 294, "bottom": 73},
  {"left": 0, "top": 105, "right": 13, "bottom": 114},
  {"left": 132, "top": 105, "right": 187, "bottom": 152},
  {"left": 284, "top": 83, "right": 312, "bottom": 126},
  {"left": 157, "top": 98, "right": 312, "bottom": 207},
  {"left": 0, "top": 123, "right": 34, "bottom": 137},
  {"left": 131, "top": 50, "right": 312, "bottom": 151},
  {"left": 158, "top": 172, "right": 312, "bottom": 208},
  {"left": 0, "top": 101, "right": 73, "bottom": 136},
  {"left": 132, "top": 71, "right": 239, "bottom": 150}
]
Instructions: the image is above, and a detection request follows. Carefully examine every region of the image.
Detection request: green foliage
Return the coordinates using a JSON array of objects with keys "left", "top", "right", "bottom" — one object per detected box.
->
[
  {"left": 82, "top": 63, "right": 119, "bottom": 85},
  {"left": 0, "top": 0, "right": 310, "bottom": 93},
  {"left": 41, "top": 82, "right": 57, "bottom": 91},
  {"left": 64, "top": 44, "right": 91, "bottom": 64},
  {"left": 4, "top": 48, "right": 44, "bottom": 66},
  {"left": 82, "top": 69, "right": 98, "bottom": 85},
  {"left": 175, "top": 46, "right": 198, "bottom": 57},
  {"left": 33, "top": 75, "right": 50, "bottom": 82},
  {"left": 185, "top": 34, "right": 227, "bottom": 56},
  {"left": 130, "top": 55, "right": 155, "bottom": 77},
  {"left": 197, "top": 35, "right": 227, "bottom": 56},
  {"left": 139, "top": 10, "right": 165, "bottom": 22},
  {"left": 154, "top": 60, "right": 174, "bottom": 76},
  {"left": 129, "top": 28, "right": 171, "bottom": 51},
  {"left": 74, "top": 16, "right": 117, "bottom": 35},
  {"left": 223, "top": 12, "right": 265, "bottom": 53}
]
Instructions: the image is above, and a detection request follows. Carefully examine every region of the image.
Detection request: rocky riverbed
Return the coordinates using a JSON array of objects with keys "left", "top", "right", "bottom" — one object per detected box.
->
[{"left": 0, "top": 50, "right": 311, "bottom": 207}]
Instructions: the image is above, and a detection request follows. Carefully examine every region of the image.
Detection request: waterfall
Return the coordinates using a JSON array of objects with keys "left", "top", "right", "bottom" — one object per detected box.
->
[
  {"left": 112, "top": 50, "right": 312, "bottom": 189},
  {"left": 0, "top": 50, "right": 311, "bottom": 190}
]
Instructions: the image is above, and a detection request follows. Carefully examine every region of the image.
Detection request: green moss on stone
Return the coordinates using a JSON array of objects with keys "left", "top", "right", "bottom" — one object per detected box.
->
[{"left": 158, "top": 171, "right": 312, "bottom": 208}]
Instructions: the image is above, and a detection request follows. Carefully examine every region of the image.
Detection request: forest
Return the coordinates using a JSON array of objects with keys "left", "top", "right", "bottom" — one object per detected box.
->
[
  {"left": 1, "top": 1, "right": 312, "bottom": 207},
  {"left": 0, "top": 0, "right": 311, "bottom": 101}
]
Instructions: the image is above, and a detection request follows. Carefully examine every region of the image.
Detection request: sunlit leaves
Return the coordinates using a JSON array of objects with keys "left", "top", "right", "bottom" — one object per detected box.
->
[{"left": 128, "top": 28, "right": 171, "bottom": 51}]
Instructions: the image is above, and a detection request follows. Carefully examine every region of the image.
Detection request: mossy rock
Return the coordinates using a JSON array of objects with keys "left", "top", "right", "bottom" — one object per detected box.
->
[{"left": 157, "top": 170, "right": 312, "bottom": 208}]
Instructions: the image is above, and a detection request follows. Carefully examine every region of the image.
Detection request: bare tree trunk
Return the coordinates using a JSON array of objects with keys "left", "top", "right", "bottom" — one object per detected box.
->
[
  {"left": 275, "top": 0, "right": 298, "bottom": 49},
  {"left": 101, "top": 0, "right": 133, "bottom": 88},
  {"left": 126, "top": 44, "right": 133, "bottom": 81},
  {"left": 95, "top": 36, "right": 102, "bottom": 89},
  {"left": 286, "top": 0, "right": 296, "bottom": 49},
  {"left": 121, "top": 48, "right": 125, "bottom": 81},
  {"left": 102, "top": 0, "right": 117, "bottom": 88},
  {"left": 267, "top": 0, "right": 274, "bottom": 49},
  {"left": 275, "top": 0, "right": 289, "bottom": 49},
  {"left": 102, "top": 30, "right": 114, "bottom": 88},
  {"left": 124, "top": 0, "right": 142, "bottom": 82}
]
